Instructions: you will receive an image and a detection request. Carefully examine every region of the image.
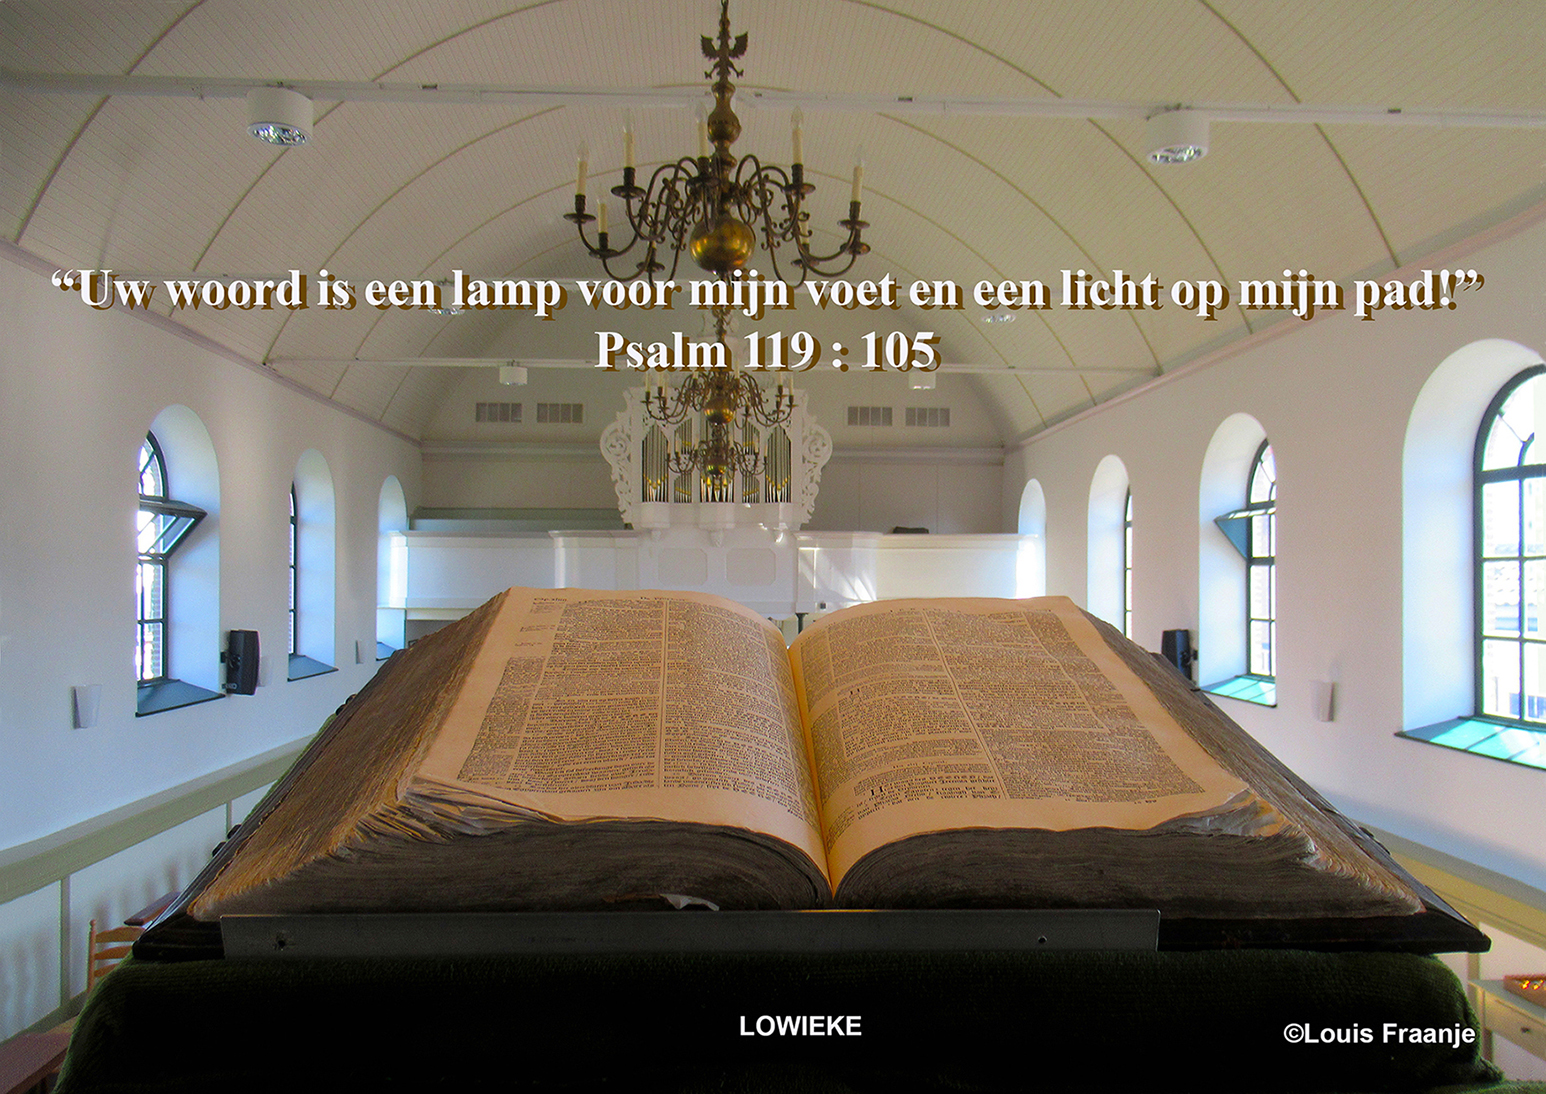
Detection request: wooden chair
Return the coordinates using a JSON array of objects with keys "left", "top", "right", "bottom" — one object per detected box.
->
[{"left": 86, "top": 919, "right": 143, "bottom": 994}]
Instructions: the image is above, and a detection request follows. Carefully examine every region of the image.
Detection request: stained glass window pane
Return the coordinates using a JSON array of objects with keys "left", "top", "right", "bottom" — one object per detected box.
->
[
  {"left": 1250, "top": 513, "right": 1272, "bottom": 558},
  {"left": 1481, "top": 638, "right": 1521, "bottom": 719},
  {"left": 1525, "top": 642, "right": 1546, "bottom": 725},
  {"left": 1249, "top": 445, "right": 1276, "bottom": 503},
  {"left": 137, "top": 436, "right": 170, "bottom": 682},
  {"left": 1482, "top": 561, "right": 1521, "bottom": 637},
  {"left": 1481, "top": 480, "right": 1520, "bottom": 557},
  {"left": 289, "top": 485, "right": 298, "bottom": 656},
  {"left": 1526, "top": 477, "right": 1546, "bottom": 556},
  {"left": 1245, "top": 442, "right": 1276, "bottom": 681},
  {"left": 1249, "top": 564, "right": 1272, "bottom": 619},
  {"left": 1249, "top": 620, "right": 1273, "bottom": 676},
  {"left": 139, "top": 439, "right": 164, "bottom": 496},
  {"left": 1482, "top": 375, "right": 1545, "bottom": 471},
  {"left": 1527, "top": 559, "right": 1546, "bottom": 638}
]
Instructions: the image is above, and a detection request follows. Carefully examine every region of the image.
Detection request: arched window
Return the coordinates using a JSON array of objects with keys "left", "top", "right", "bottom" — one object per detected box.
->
[
  {"left": 136, "top": 434, "right": 172, "bottom": 682},
  {"left": 1400, "top": 344, "right": 1546, "bottom": 769},
  {"left": 288, "top": 484, "right": 299, "bottom": 657},
  {"left": 1086, "top": 455, "right": 1129, "bottom": 630},
  {"left": 136, "top": 429, "right": 216, "bottom": 714},
  {"left": 1123, "top": 489, "right": 1134, "bottom": 639},
  {"left": 1244, "top": 442, "right": 1277, "bottom": 679},
  {"left": 1200, "top": 417, "right": 1275, "bottom": 707},
  {"left": 288, "top": 451, "right": 337, "bottom": 681},
  {"left": 377, "top": 475, "right": 408, "bottom": 658},
  {"left": 1016, "top": 479, "right": 1047, "bottom": 598},
  {"left": 1475, "top": 368, "right": 1546, "bottom": 735}
]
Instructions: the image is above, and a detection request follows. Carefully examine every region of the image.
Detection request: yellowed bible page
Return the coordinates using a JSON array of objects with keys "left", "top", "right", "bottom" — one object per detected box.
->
[
  {"left": 790, "top": 596, "right": 1252, "bottom": 892},
  {"left": 412, "top": 588, "right": 827, "bottom": 884}
]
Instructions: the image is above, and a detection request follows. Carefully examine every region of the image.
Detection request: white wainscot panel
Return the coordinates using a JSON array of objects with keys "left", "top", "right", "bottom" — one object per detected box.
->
[
  {"left": 403, "top": 533, "right": 558, "bottom": 615},
  {"left": 0, "top": 884, "right": 62, "bottom": 1040},
  {"left": 623, "top": 527, "right": 799, "bottom": 618},
  {"left": 553, "top": 530, "right": 634, "bottom": 592},
  {"left": 874, "top": 534, "right": 1029, "bottom": 600},
  {"left": 404, "top": 530, "right": 1038, "bottom": 624},
  {"left": 796, "top": 532, "right": 881, "bottom": 611}
]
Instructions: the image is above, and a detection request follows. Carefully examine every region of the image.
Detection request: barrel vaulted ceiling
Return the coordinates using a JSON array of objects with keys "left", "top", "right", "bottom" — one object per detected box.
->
[{"left": 4, "top": 1, "right": 1545, "bottom": 441}]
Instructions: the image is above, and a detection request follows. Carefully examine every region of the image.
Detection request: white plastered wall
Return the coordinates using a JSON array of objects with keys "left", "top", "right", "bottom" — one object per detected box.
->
[
  {"left": 1003, "top": 204, "right": 1546, "bottom": 894},
  {"left": 0, "top": 249, "right": 421, "bottom": 1035}
]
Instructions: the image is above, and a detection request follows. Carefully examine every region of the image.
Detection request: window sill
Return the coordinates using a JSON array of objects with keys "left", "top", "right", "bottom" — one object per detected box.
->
[
  {"left": 287, "top": 654, "right": 337, "bottom": 682},
  {"left": 1397, "top": 717, "right": 1546, "bottom": 771},
  {"left": 1202, "top": 675, "right": 1277, "bottom": 707},
  {"left": 136, "top": 679, "right": 224, "bottom": 717}
]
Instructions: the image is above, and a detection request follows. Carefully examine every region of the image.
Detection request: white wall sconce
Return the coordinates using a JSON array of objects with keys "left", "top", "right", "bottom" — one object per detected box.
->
[
  {"left": 1312, "top": 680, "right": 1336, "bottom": 722},
  {"left": 72, "top": 685, "right": 102, "bottom": 729}
]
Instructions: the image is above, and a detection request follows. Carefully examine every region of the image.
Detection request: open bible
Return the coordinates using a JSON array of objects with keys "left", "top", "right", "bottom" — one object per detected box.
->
[{"left": 144, "top": 588, "right": 1479, "bottom": 954}]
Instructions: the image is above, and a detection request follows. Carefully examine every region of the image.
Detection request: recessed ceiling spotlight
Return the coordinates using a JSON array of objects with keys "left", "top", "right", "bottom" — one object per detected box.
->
[
  {"left": 1146, "top": 108, "right": 1208, "bottom": 165},
  {"left": 246, "top": 86, "right": 312, "bottom": 146}
]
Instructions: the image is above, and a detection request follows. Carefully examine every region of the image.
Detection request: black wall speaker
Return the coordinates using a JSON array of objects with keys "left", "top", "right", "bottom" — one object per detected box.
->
[
  {"left": 226, "top": 629, "right": 259, "bottom": 695},
  {"left": 1161, "top": 629, "right": 1194, "bottom": 680}
]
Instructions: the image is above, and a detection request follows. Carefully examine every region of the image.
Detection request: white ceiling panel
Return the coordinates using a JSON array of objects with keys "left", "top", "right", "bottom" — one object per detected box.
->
[{"left": 4, "top": 0, "right": 1544, "bottom": 442}]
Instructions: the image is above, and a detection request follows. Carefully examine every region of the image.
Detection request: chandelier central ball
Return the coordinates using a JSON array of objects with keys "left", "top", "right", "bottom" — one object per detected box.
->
[
  {"left": 689, "top": 213, "right": 757, "bottom": 274},
  {"left": 704, "top": 390, "right": 736, "bottom": 425}
]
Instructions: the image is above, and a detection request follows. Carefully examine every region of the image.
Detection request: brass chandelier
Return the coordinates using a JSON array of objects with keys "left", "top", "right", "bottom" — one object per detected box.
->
[
  {"left": 565, "top": 0, "right": 869, "bottom": 284},
  {"left": 568, "top": 0, "right": 870, "bottom": 491},
  {"left": 641, "top": 304, "right": 794, "bottom": 488}
]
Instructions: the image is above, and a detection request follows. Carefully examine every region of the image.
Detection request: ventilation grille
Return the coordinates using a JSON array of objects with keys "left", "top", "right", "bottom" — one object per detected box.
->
[
  {"left": 847, "top": 406, "right": 892, "bottom": 426},
  {"left": 536, "top": 402, "right": 584, "bottom": 424},
  {"left": 905, "top": 407, "right": 950, "bottom": 427},
  {"left": 475, "top": 402, "right": 522, "bottom": 423}
]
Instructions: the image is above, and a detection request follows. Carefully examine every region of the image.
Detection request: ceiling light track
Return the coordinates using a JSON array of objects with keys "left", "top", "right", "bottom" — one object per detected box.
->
[{"left": 5, "top": 69, "right": 1545, "bottom": 129}]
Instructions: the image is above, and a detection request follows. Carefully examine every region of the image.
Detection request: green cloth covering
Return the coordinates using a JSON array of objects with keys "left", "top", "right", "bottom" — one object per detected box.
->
[{"left": 58, "top": 949, "right": 1505, "bottom": 1093}]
